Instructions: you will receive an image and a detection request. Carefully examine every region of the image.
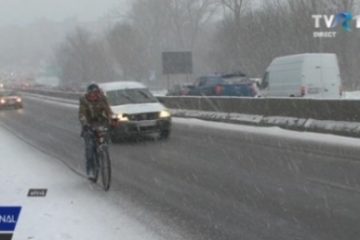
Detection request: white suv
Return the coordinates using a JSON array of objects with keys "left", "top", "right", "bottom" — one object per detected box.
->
[{"left": 99, "top": 81, "right": 171, "bottom": 140}]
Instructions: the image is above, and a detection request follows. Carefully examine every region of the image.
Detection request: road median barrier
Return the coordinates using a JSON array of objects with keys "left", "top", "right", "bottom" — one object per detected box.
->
[{"left": 17, "top": 89, "right": 360, "bottom": 138}]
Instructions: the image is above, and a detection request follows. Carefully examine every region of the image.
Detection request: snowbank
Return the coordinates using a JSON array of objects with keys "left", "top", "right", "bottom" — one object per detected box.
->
[
  {"left": 0, "top": 126, "right": 184, "bottom": 240},
  {"left": 343, "top": 91, "right": 360, "bottom": 99},
  {"left": 173, "top": 118, "right": 360, "bottom": 147},
  {"left": 171, "top": 109, "right": 360, "bottom": 138},
  {"left": 151, "top": 90, "right": 168, "bottom": 97}
]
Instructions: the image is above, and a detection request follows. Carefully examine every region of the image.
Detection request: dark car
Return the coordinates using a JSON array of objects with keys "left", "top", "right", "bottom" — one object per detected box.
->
[
  {"left": 0, "top": 91, "right": 23, "bottom": 109},
  {"left": 187, "top": 74, "right": 259, "bottom": 97}
]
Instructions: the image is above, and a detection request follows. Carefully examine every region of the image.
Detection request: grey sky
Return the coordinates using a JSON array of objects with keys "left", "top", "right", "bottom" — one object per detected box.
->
[{"left": 0, "top": 0, "right": 129, "bottom": 25}]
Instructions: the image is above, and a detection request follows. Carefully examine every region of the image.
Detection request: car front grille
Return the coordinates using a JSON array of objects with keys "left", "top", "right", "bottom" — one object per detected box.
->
[{"left": 126, "top": 112, "right": 159, "bottom": 121}]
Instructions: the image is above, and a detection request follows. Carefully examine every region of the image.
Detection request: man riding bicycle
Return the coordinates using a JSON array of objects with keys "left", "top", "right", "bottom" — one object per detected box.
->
[{"left": 79, "top": 83, "right": 112, "bottom": 180}]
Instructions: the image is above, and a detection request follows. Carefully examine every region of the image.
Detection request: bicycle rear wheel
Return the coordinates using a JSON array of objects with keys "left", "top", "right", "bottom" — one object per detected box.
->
[
  {"left": 99, "top": 147, "right": 111, "bottom": 191},
  {"left": 92, "top": 153, "right": 100, "bottom": 183}
]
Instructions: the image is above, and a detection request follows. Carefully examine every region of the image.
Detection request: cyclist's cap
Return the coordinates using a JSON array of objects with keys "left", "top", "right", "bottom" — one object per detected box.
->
[{"left": 87, "top": 83, "right": 100, "bottom": 93}]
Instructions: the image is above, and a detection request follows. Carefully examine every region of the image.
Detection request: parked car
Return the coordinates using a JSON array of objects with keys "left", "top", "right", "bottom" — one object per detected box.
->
[
  {"left": 99, "top": 81, "right": 171, "bottom": 140},
  {"left": 261, "top": 53, "right": 342, "bottom": 98},
  {"left": 187, "top": 74, "right": 259, "bottom": 97},
  {"left": 0, "top": 91, "right": 23, "bottom": 109}
]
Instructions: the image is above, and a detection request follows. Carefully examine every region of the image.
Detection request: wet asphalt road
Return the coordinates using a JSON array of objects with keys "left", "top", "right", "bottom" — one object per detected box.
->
[{"left": 1, "top": 95, "right": 360, "bottom": 240}]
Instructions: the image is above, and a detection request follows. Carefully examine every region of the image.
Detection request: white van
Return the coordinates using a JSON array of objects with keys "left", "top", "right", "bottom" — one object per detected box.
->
[{"left": 262, "top": 53, "right": 342, "bottom": 98}]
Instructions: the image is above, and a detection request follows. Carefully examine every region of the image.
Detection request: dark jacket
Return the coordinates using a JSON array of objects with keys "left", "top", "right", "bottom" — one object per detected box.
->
[{"left": 78, "top": 94, "right": 112, "bottom": 127}]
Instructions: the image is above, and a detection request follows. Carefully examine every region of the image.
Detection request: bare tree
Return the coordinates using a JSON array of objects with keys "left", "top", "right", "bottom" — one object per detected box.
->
[
  {"left": 109, "top": 0, "right": 218, "bottom": 84},
  {"left": 107, "top": 23, "right": 149, "bottom": 81},
  {"left": 210, "top": 0, "right": 360, "bottom": 88},
  {"left": 54, "top": 27, "right": 115, "bottom": 89},
  {"left": 53, "top": 0, "right": 360, "bottom": 89},
  {"left": 165, "top": 0, "right": 218, "bottom": 49}
]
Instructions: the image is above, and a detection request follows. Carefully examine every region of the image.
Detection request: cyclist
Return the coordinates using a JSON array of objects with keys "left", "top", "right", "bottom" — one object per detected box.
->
[{"left": 79, "top": 83, "right": 112, "bottom": 180}]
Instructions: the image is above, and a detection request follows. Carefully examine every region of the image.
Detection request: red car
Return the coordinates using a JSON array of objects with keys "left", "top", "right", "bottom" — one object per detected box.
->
[{"left": 0, "top": 91, "right": 23, "bottom": 109}]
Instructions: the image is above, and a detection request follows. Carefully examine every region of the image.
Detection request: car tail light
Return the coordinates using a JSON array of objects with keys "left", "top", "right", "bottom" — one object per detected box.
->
[
  {"left": 214, "top": 85, "right": 224, "bottom": 95},
  {"left": 301, "top": 86, "right": 307, "bottom": 97},
  {"left": 250, "top": 84, "right": 257, "bottom": 96}
]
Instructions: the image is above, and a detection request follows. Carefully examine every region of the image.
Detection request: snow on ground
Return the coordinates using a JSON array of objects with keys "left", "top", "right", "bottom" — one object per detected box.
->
[
  {"left": 0, "top": 125, "right": 185, "bottom": 240},
  {"left": 171, "top": 109, "right": 360, "bottom": 138},
  {"left": 343, "top": 91, "right": 360, "bottom": 99},
  {"left": 150, "top": 90, "right": 167, "bottom": 97},
  {"left": 173, "top": 117, "right": 360, "bottom": 148}
]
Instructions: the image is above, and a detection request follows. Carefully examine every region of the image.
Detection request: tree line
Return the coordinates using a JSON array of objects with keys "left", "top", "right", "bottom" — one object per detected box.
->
[{"left": 54, "top": 0, "right": 360, "bottom": 90}]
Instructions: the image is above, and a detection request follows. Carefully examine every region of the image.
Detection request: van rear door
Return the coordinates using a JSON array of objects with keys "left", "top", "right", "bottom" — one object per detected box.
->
[
  {"left": 303, "top": 54, "right": 340, "bottom": 98},
  {"left": 305, "top": 64, "right": 323, "bottom": 97},
  {"left": 320, "top": 55, "right": 341, "bottom": 98}
]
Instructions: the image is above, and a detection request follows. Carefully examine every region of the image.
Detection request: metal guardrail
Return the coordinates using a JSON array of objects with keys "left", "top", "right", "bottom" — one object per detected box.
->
[{"left": 157, "top": 96, "right": 360, "bottom": 122}]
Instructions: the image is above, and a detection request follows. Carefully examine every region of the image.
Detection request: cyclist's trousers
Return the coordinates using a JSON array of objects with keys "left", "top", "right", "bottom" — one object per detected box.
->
[{"left": 82, "top": 130, "right": 96, "bottom": 175}]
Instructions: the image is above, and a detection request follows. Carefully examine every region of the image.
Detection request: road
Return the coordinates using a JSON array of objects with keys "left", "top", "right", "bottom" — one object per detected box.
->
[{"left": 1, "top": 95, "right": 360, "bottom": 240}]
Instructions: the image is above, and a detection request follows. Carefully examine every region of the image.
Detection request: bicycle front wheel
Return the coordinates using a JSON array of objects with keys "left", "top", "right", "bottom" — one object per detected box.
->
[{"left": 99, "top": 147, "right": 111, "bottom": 191}]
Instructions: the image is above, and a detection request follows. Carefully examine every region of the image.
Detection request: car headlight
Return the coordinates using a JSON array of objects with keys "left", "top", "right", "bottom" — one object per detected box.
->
[
  {"left": 115, "top": 113, "right": 129, "bottom": 122},
  {"left": 0, "top": 98, "right": 5, "bottom": 104},
  {"left": 159, "top": 110, "right": 171, "bottom": 118},
  {"left": 16, "top": 97, "right": 22, "bottom": 102}
]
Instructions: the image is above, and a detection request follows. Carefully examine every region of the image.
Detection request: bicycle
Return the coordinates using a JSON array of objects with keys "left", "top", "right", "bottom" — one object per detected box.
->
[{"left": 87, "top": 125, "right": 112, "bottom": 191}]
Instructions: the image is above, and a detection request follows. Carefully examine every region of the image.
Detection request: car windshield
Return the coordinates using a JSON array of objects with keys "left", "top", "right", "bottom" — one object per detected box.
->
[{"left": 106, "top": 88, "right": 158, "bottom": 105}]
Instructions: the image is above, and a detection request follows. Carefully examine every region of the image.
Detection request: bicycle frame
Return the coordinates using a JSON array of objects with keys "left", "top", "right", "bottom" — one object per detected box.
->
[{"left": 87, "top": 125, "right": 112, "bottom": 191}]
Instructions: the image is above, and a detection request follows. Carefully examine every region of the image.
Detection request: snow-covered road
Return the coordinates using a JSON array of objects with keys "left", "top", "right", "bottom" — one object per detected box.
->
[
  {"left": 0, "top": 125, "right": 185, "bottom": 240},
  {"left": 1, "top": 94, "right": 360, "bottom": 240}
]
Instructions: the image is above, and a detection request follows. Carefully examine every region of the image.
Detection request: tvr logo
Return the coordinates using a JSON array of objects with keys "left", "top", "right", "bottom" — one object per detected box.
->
[{"left": 312, "top": 12, "right": 360, "bottom": 32}]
